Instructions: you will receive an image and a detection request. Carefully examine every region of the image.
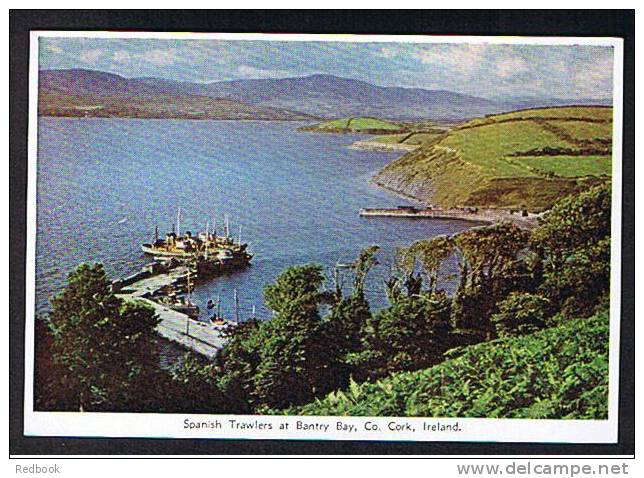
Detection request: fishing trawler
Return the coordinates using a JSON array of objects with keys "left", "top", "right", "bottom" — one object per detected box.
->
[{"left": 141, "top": 209, "right": 252, "bottom": 276}]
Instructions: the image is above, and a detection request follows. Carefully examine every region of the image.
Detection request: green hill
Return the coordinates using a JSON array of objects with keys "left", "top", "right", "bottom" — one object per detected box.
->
[
  {"left": 287, "top": 311, "right": 608, "bottom": 419},
  {"left": 373, "top": 106, "right": 613, "bottom": 211},
  {"left": 300, "top": 116, "right": 407, "bottom": 134}
]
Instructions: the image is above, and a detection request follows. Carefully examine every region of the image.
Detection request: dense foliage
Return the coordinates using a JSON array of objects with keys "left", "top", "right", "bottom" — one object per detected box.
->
[
  {"left": 491, "top": 292, "right": 552, "bottom": 337},
  {"left": 531, "top": 182, "right": 611, "bottom": 316},
  {"left": 286, "top": 311, "right": 609, "bottom": 419},
  {"left": 35, "top": 264, "right": 235, "bottom": 413}
]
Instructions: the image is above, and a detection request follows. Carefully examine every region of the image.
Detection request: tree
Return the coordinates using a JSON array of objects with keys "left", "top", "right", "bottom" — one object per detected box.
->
[
  {"left": 219, "top": 264, "right": 344, "bottom": 410},
  {"left": 352, "top": 245, "right": 380, "bottom": 298},
  {"left": 358, "top": 293, "right": 452, "bottom": 379},
  {"left": 408, "top": 235, "right": 455, "bottom": 294},
  {"left": 163, "top": 354, "right": 238, "bottom": 414},
  {"left": 384, "top": 246, "right": 423, "bottom": 303},
  {"left": 491, "top": 292, "right": 552, "bottom": 337},
  {"left": 47, "top": 263, "right": 161, "bottom": 411},
  {"left": 216, "top": 318, "right": 268, "bottom": 412},
  {"left": 531, "top": 182, "right": 611, "bottom": 316},
  {"left": 450, "top": 223, "right": 530, "bottom": 340},
  {"left": 327, "top": 246, "right": 378, "bottom": 351}
]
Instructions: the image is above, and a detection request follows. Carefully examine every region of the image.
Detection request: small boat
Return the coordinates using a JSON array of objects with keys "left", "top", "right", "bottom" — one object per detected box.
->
[
  {"left": 207, "top": 293, "right": 239, "bottom": 329},
  {"left": 170, "top": 300, "right": 200, "bottom": 318},
  {"left": 158, "top": 295, "right": 200, "bottom": 318},
  {"left": 209, "top": 315, "right": 237, "bottom": 329}
]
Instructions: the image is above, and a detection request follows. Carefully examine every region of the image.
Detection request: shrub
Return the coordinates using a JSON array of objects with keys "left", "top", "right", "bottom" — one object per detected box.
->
[
  {"left": 356, "top": 294, "right": 452, "bottom": 379},
  {"left": 531, "top": 182, "right": 611, "bottom": 316},
  {"left": 491, "top": 292, "right": 552, "bottom": 337},
  {"left": 46, "top": 263, "right": 162, "bottom": 412}
]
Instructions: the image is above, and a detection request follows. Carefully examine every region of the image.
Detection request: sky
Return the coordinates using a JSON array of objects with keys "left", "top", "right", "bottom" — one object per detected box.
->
[{"left": 39, "top": 37, "right": 615, "bottom": 100}]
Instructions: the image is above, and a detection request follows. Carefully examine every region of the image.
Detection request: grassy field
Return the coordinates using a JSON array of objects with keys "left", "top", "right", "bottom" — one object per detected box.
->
[
  {"left": 372, "top": 131, "right": 444, "bottom": 145},
  {"left": 302, "top": 116, "right": 404, "bottom": 132},
  {"left": 371, "top": 133, "right": 410, "bottom": 143},
  {"left": 513, "top": 155, "right": 611, "bottom": 178},
  {"left": 545, "top": 120, "right": 613, "bottom": 141},
  {"left": 461, "top": 105, "right": 613, "bottom": 128},
  {"left": 286, "top": 311, "right": 608, "bottom": 419},
  {"left": 373, "top": 106, "right": 613, "bottom": 210}
]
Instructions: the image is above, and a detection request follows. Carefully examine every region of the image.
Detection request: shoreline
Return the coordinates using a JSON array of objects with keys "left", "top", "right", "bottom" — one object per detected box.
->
[
  {"left": 364, "top": 155, "right": 542, "bottom": 230},
  {"left": 38, "top": 114, "right": 317, "bottom": 122}
]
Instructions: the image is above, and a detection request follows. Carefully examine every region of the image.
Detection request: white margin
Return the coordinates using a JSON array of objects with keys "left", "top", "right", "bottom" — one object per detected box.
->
[{"left": 23, "top": 31, "right": 625, "bottom": 444}]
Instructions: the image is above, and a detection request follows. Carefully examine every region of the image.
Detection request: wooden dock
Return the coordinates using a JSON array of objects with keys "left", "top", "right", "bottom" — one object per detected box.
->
[{"left": 115, "top": 265, "right": 225, "bottom": 359}]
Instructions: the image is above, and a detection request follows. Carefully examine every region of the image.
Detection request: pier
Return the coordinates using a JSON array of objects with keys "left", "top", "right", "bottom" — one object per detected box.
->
[
  {"left": 359, "top": 207, "right": 539, "bottom": 229},
  {"left": 114, "top": 264, "right": 225, "bottom": 359}
]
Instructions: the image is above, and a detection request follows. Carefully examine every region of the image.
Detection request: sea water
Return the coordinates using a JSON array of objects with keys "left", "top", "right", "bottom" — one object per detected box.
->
[{"left": 36, "top": 118, "right": 475, "bottom": 322}]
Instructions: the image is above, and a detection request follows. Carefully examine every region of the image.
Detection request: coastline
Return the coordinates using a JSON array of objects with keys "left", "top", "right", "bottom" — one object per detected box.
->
[{"left": 365, "top": 169, "right": 541, "bottom": 229}]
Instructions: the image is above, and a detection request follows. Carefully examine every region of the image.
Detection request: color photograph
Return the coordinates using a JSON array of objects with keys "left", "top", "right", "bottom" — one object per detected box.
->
[{"left": 25, "top": 32, "right": 622, "bottom": 442}]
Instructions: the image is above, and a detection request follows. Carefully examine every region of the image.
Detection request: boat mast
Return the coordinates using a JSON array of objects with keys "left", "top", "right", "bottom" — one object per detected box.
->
[
  {"left": 185, "top": 269, "right": 191, "bottom": 337},
  {"left": 187, "top": 268, "right": 192, "bottom": 302},
  {"left": 238, "top": 225, "right": 242, "bottom": 245},
  {"left": 234, "top": 288, "right": 239, "bottom": 323},
  {"left": 176, "top": 207, "right": 182, "bottom": 237},
  {"left": 224, "top": 214, "right": 230, "bottom": 239},
  {"left": 205, "top": 220, "right": 210, "bottom": 259}
]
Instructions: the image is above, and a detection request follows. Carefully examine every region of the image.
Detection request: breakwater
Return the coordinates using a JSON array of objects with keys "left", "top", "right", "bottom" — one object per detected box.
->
[{"left": 359, "top": 207, "right": 539, "bottom": 229}]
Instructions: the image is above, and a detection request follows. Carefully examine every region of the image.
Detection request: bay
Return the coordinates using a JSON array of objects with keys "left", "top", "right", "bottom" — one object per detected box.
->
[{"left": 36, "top": 118, "right": 475, "bottom": 322}]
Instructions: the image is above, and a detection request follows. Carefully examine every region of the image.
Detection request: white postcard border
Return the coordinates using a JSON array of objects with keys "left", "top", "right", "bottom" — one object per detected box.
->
[{"left": 23, "top": 31, "right": 625, "bottom": 444}]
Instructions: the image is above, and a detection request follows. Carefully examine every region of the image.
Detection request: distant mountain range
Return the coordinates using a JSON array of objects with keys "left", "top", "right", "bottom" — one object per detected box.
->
[{"left": 39, "top": 69, "right": 611, "bottom": 121}]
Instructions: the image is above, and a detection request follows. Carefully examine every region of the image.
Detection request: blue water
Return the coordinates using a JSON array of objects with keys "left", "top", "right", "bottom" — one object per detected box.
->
[{"left": 36, "top": 118, "right": 475, "bottom": 322}]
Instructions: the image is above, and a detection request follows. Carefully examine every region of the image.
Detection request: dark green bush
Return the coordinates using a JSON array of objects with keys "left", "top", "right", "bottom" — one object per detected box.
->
[
  {"left": 491, "top": 292, "right": 552, "bottom": 337},
  {"left": 531, "top": 182, "right": 611, "bottom": 317}
]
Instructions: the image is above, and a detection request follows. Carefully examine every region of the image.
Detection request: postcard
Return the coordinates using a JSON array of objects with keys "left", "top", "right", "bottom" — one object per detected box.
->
[{"left": 23, "top": 31, "right": 624, "bottom": 443}]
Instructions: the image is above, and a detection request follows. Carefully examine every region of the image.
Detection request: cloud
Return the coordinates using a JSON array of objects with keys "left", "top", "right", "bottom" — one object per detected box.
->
[
  {"left": 379, "top": 46, "right": 399, "bottom": 59},
  {"left": 140, "top": 48, "right": 178, "bottom": 66},
  {"left": 236, "top": 64, "right": 292, "bottom": 79},
  {"left": 495, "top": 56, "right": 529, "bottom": 78},
  {"left": 112, "top": 50, "right": 132, "bottom": 63},
  {"left": 44, "top": 43, "right": 63, "bottom": 54},
  {"left": 79, "top": 48, "right": 105, "bottom": 64},
  {"left": 109, "top": 48, "right": 178, "bottom": 66},
  {"left": 574, "top": 54, "right": 613, "bottom": 97},
  {"left": 413, "top": 44, "right": 489, "bottom": 77}
]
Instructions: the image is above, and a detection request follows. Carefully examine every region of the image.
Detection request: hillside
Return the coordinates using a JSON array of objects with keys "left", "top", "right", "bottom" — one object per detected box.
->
[
  {"left": 198, "top": 74, "right": 511, "bottom": 120},
  {"left": 38, "top": 70, "right": 318, "bottom": 120},
  {"left": 39, "top": 69, "right": 610, "bottom": 121},
  {"left": 39, "top": 92, "right": 317, "bottom": 121},
  {"left": 287, "top": 311, "right": 609, "bottom": 419},
  {"left": 299, "top": 117, "right": 407, "bottom": 134},
  {"left": 372, "top": 106, "right": 613, "bottom": 211}
]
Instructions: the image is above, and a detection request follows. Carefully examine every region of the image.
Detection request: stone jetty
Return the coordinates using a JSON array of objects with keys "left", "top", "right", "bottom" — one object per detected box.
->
[{"left": 113, "top": 263, "right": 225, "bottom": 359}]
